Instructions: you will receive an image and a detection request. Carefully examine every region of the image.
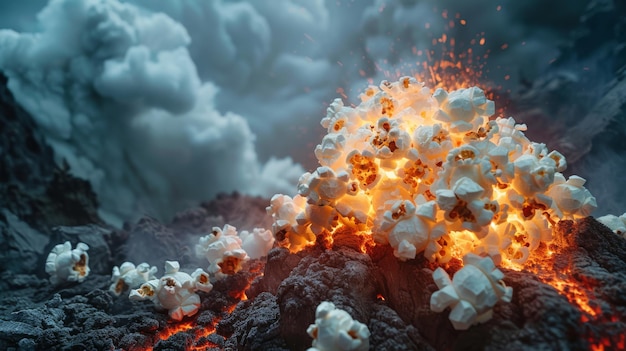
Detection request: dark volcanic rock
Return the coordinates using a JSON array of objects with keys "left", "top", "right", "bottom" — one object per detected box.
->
[
  {"left": 0, "top": 72, "right": 105, "bottom": 277},
  {"left": 218, "top": 292, "right": 288, "bottom": 351},
  {"left": 277, "top": 247, "right": 378, "bottom": 350}
]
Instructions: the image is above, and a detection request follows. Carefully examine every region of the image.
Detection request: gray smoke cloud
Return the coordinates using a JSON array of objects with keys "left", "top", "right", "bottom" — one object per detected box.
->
[
  {"left": 0, "top": 0, "right": 622, "bottom": 223},
  {"left": 0, "top": 0, "right": 304, "bottom": 225}
]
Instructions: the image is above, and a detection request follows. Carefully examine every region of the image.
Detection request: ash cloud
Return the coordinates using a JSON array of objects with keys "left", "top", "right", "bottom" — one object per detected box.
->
[
  {"left": 0, "top": 0, "right": 303, "bottom": 225},
  {"left": 0, "top": 0, "right": 623, "bottom": 222}
]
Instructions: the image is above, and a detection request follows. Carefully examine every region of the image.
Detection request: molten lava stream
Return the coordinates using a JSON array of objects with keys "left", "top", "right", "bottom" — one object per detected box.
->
[
  {"left": 140, "top": 319, "right": 219, "bottom": 351},
  {"left": 526, "top": 249, "right": 624, "bottom": 350}
]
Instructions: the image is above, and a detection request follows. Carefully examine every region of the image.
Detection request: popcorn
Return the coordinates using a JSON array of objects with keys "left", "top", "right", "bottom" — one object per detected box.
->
[
  {"left": 511, "top": 143, "right": 558, "bottom": 197},
  {"left": 436, "top": 177, "right": 495, "bottom": 234},
  {"left": 45, "top": 241, "right": 90, "bottom": 285},
  {"left": 369, "top": 117, "right": 412, "bottom": 161},
  {"left": 129, "top": 261, "right": 212, "bottom": 321},
  {"left": 195, "top": 225, "right": 249, "bottom": 279},
  {"left": 315, "top": 133, "right": 347, "bottom": 169},
  {"left": 346, "top": 150, "right": 380, "bottom": 190},
  {"left": 412, "top": 124, "right": 453, "bottom": 164},
  {"left": 109, "top": 262, "right": 158, "bottom": 296},
  {"left": 267, "top": 194, "right": 315, "bottom": 251},
  {"left": 547, "top": 174, "right": 597, "bottom": 218},
  {"left": 374, "top": 198, "right": 446, "bottom": 261},
  {"left": 307, "top": 301, "right": 370, "bottom": 351},
  {"left": 597, "top": 213, "right": 626, "bottom": 238},
  {"left": 430, "top": 254, "right": 512, "bottom": 330},
  {"left": 321, "top": 98, "right": 361, "bottom": 135},
  {"left": 299, "top": 167, "right": 350, "bottom": 206},
  {"left": 432, "top": 86, "right": 494, "bottom": 133},
  {"left": 268, "top": 77, "right": 597, "bottom": 270}
]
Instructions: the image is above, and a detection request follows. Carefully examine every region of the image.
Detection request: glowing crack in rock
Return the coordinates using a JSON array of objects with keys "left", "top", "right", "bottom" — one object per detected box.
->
[
  {"left": 45, "top": 241, "right": 90, "bottom": 285},
  {"left": 129, "top": 261, "right": 212, "bottom": 321},
  {"left": 430, "top": 253, "right": 512, "bottom": 330},
  {"left": 267, "top": 76, "right": 598, "bottom": 329},
  {"left": 307, "top": 301, "right": 370, "bottom": 351}
]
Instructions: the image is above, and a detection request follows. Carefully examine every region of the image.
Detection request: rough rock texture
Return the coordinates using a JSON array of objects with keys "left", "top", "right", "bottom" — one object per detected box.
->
[
  {"left": 1, "top": 2, "right": 626, "bottom": 350},
  {"left": 0, "top": 72, "right": 106, "bottom": 277}
]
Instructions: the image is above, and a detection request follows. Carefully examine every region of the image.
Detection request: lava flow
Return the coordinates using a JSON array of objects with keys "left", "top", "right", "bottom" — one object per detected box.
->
[{"left": 136, "top": 264, "right": 262, "bottom": 351}]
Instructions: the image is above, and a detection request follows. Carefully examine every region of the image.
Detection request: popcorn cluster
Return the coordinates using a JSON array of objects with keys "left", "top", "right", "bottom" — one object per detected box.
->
[
  {"left": 45, "top": 241, "right": 90, "bottom": 285},
  {"left": 430, "top": 254, "right": 512, "bottom": 330},
  {"left": 307, "top": 301, "right": 370, "bottom": 351},
  {"left": 129, "top": 261, "right": 212, "bottom": 321},
  {"left": 109, "top": 262, "right": 158, "bottom": 296},
  {"left": 268, "top": 77, "right": 597, "bottom": 268},
  {"left": 597, "top": 212, "right": 626, "bottom": 238},
  {"left": 195, "top": 224, "right": 274, "bottom": 279}
]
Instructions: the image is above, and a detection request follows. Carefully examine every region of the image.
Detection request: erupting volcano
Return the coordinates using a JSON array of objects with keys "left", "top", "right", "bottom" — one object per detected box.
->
[{"left": 1, "top": 1, "right": 626, "bottom": 351}]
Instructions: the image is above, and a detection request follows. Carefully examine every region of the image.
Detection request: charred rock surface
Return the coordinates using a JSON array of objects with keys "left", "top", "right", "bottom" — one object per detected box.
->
[{"left": 1, "top": 196, "right": 625, "bottom": 351}]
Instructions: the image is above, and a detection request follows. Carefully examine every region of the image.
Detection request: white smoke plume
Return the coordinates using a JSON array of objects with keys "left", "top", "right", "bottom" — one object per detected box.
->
[
  {"left": 0, "top": 0, "right": 304, "bottom": 225},
  {"left": 0, "top": 0, "right": 622, "bottom": 221}
]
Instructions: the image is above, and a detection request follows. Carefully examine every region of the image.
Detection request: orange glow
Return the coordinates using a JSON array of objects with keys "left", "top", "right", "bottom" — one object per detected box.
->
[
  {"left": 542, "top": 273, "right": 598, "bottom": 317},
  {"left": 139, "top": 319, "right": 219, "bottom": 351}
]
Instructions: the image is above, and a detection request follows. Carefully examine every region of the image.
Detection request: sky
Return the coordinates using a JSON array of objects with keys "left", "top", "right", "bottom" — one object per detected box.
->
[{"left": 1, "top": 0, "right": 620, "bottom": 225}]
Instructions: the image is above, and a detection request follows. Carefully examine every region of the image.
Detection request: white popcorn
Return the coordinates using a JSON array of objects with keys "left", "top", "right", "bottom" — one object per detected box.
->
[
  {"left": 195, "top": 224, "right": 249, "bottom": 279},
  {"left": 109, "top": 262, "right": 157, "bottom": 296},
  {"left": 430, "top": 254, "right": 512, "bottom": 330},
  {"left": 267, "top": 77, "right": 598, "bottom": 273},
  {"left": 346, "top": 150, "right": 381, "bottom": 190},
  {"left": 374, "top": 198, "right": 446, "bottom": 261},
  {"left": 45, "top": 241, "right": 90, "bottom": 285},
  {"left": 266, "top": 194, "right": 315, "bottom": 251},
  {"left": 597, "top": 213, "right": 626, "bottom": 238},
  {"left": 511, "top": 143, "right": 559, "bottom": 197},
  {"left": 315, "top": 133, "right": 347, "bottom": 168},
  {"left": 307, "top": 301, "right": 370, "bottom": 351},
  {"left": 369, "top": 117, "right": 412, "bottom": 161},
  {"left": 397, "top": 149, "right": 435, "bottom": 195},
  {"left": 436, "top": 177, "right": 495, "bottom": 234},
  {"left": 299, "top": 166, "right": 350, "bottom": 206},
  {"left": 434, "top": 145, "right": 495, "bottom": 198},
  {"left": 432, "top": 86, "right": 494, "bottom": 133},
  {"left": 493, "top": 117, "right": 529, "bottom": 155},
  {"left": 240, "top": 228, "right": 275, "bottom": 259},
  {"left": 413, "top": 124, "right": 453, "bottom": 164},
  {"left": 306, "top": 204, "right": 340, "bottom": 235},
  {"left": 335, "top": 191, "right": 371, "bottom": 225},
  {"left": 547, "top": 174, "right": 597, "bottom": 218},
  {"left": 129, "top": 261, "right": 212, "bottom": 321}
]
